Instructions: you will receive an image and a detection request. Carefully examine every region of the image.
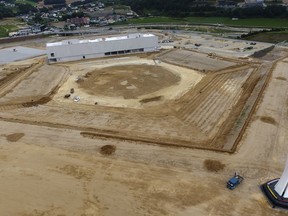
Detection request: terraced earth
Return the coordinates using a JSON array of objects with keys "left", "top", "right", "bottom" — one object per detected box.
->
[{"left": 0, "top": 49, "right": 277, "bottom": 152}]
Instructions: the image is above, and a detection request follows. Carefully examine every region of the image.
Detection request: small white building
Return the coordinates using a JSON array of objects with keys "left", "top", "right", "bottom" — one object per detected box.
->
[{"left": 46, "top": 33, "right": 158, "bottom": 63}]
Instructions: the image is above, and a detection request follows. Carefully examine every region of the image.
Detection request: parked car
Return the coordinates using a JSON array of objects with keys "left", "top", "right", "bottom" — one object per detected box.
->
[{"left": 73, "top": 96, "right": 80, "bottom": 102}]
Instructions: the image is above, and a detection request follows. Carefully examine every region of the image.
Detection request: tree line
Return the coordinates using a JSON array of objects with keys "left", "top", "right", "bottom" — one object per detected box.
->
[
  {"left": 117, "top": 0, "right": 288, "bottom": 18},
  {"left": 1, "top": 0, "right": 288, "bottom": 20},
  {"left": 0, "top": 3, "right": 37, "bottom": 19},
  {"left": 0, "top": 4, "right": 14, "bottom": 19},
  {"left": 44, "top": 0, "right": 65, "bottom": 5}
]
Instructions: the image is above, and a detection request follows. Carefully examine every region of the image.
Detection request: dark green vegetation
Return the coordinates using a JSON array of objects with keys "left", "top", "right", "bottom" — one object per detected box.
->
[
  {"left": 0, "top": 4, "right": 14, "bottom": 19},
  {"left": 220, "top": 18, "right": 288, "bottom": 28},
  {"left": 15, "top": 0, "right": 38, "bottom": 6},
  {"left": 117, "top": 0, "right": 288, "bottom": 18},
  {"left": 70, "top": 0, "right": 94, "bottom": 7},
  {"left": 16, "top": 2, "right": 37, "bottom": 14},
  {"left": 0, "top": 1, "right": 37, "bottom": 19},
  {"left": 44, "top": 0, "right": 65, "bottom": 5}
]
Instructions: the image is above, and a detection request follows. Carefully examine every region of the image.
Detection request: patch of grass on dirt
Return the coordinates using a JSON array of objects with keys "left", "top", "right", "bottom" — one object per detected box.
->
[
  {"left": 276, "top": 76, "right": 287, "bottom": 81},
  {"left": 140, "top": 96, "right": 163, "bottom": 103},
  {"left": 57, "top": 165, "right": 94, "bottom": 180},
  {"left": 6, "top": 133, "right": 25, "bottom": 142},
  {"left": 16, "top": 0, "right": 37, "bottom": 6},
  {"left": 22, "top": 96, "right": 52, "bottom": 107},
  {"left": 0, "top": 24, "right": 18, "bottom": 38},
  {"left": 260, "top": 116, "right": 277, "bottom": 125},
  {"left": 204, "top": 159, "right": 225, "bottom": 172},
  {"left": 100, "top": 145, "right": 116, "bottom": 155},
  {"left": 16, "top": 0, "right": 37, "bottom": 7}
]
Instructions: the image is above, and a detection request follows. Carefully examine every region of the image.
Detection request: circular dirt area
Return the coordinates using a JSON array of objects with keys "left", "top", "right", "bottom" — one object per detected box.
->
[{"left": 78, "top": 64, "right": 180, "bottom": 99}]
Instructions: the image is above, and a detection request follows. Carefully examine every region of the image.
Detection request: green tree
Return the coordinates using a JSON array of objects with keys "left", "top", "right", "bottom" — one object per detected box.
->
[
  {"left": 0, "top": 4, "right": 15, "bottom": 19},
  {"left": 16, "top": 3, "right": 37, "bottom": 14}
]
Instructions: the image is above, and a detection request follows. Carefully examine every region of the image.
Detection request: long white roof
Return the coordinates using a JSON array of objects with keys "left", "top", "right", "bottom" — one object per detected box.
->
[{"left": 47, "top": 33, "right": 156, "bottom": 47}]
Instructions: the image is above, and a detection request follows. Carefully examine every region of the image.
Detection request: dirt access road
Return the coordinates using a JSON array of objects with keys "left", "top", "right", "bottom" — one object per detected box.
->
[{"left": 0, "top": 57, "right": 288, "bottom": 216}]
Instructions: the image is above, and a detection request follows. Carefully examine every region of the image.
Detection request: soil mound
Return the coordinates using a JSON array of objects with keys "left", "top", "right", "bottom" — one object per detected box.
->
[
  {"left": 100, "top": 145, "right": 116, "bottom": 155},
  {"left": 260, "top": 116, "right": 277, "bottom": 125},
  {"left": 6, "top": 133, "right": 25, "bottom": 142},
  {"left": 204, "top": 159, "right": 225, "bottom": 172}
]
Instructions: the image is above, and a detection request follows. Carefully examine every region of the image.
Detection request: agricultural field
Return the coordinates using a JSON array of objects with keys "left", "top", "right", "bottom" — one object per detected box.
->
[
  {"left": 0, "top": 31, "right": 288, "bottom": 216},
  {"left": 0, "top": 18, "right": 25, "bottom": 38},
  {"left": 0, "top": 25, "right": 18, "bottom": 38},
  {"left": 243, "top": 30, "right": 288, "bottom": 43},
  {"left": 15, "top": 0, "right": 37, "bottom": 6},
  {"left": 128, "top": 16, "right": 288, "bottom": 28}
]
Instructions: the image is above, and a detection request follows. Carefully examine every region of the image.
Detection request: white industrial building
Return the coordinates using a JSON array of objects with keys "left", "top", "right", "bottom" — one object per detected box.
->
[{"left": 46, "top": 33, "right": 158, "bottom": 63}]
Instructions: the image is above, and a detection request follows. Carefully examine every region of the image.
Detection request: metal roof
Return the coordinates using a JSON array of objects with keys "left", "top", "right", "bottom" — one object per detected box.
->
[{"left": 46, "top": 33, "right": 156, "bottom": 47}]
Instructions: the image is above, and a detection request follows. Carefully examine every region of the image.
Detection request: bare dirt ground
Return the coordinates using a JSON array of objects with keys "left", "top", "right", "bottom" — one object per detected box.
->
[
  {"left": 0, "top": 33, "right": 288, "bottom": 216},
  {"left": 170, "top": 33, "right": 272, "bottom": 58},
  {"left": 157, "top": 49, "right": 239, "bottom": 72},
  {"left": 78, "top": 64, "right": 180, "bottom": 99},
  {"left": 0, "top": 49, "right": 264, "bottom": 151}
]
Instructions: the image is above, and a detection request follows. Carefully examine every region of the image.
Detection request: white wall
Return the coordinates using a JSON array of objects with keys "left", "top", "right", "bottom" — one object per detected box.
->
[{"left": 47, "top": 34, "right": 158, "bottom": 62}]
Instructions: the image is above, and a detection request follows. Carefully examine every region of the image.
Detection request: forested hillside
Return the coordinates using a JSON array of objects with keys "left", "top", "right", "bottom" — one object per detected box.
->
[{"left": 118, "top": 0, "right": 195, "bottom": 16}]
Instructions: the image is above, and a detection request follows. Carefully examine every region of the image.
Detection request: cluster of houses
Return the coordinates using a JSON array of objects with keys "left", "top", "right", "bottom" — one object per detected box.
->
[
  {"left": 217, "top": 0, "right": 266, "bottom": 8},
  {"left": 10, "top": 2, "right": 138, "bottom": 37},
  {"left": 8, "top": 24, "right": 47, "bottom": 37},
  {"left": 217, "top": 0, "right": 288, "bottom": 8},
  {"left": 64, "top": 2, "right": 137, "bottom": 28},
  {"left": 4, "top": 0, "right": 287, "bottom": 38},
  {"left": 7, "top": 1, "right": 138, "bottom": 37},
  {"left": 0, "top": 1, "right": 15, "bottom": 7},
  {"left": 65, "top": 14, "right": 128, "bottom": 30}
]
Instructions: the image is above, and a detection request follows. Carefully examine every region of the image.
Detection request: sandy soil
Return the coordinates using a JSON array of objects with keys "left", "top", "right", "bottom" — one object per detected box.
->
[
  {"left": 0, "top": 50, "right": 266, "bottom": 151},
  {"left": 55, "top": 57, "right": 204, "bottom": 108},
  {"left": 158, "top": 49, "right": 238, "bottom": 72},
  {"left": 0, "top": 64, "right": 68, "bottom": 104},
  {"left": 0, "top": 33, "right": 288, "bottom": 216},
  {"left": 78, "top": 64, "right": 180, "bottom": 99},
  {"left": 173, "top": 33, "right": 272, "bottom": 58},
  {"left": 0, "top": 55, "right": 288, "bottom": 215}
]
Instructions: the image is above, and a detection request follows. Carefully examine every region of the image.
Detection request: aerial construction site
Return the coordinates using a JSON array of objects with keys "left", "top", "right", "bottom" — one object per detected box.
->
[{"left": 0, "top": 29, "right": 288, "bottom": 216}]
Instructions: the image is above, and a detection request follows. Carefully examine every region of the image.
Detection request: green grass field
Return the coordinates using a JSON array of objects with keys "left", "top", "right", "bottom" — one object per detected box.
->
[
  {"left": 127, "top": 17, "right": 185, "bottom": 24},
  {"left": 0, "top": 25, "right": 19, "bottom": 38},
  {"left": 221, "top": 18, "right": 288, "bottom": 28},
  {"left": 243, "top": 31, "right": 288, "bottom": 43},
  {"left": 15, "top": 0, "right": 37, "bottom": 6},
  {"left": 127, "top": 17, "right": 288, "bottom": 28}
]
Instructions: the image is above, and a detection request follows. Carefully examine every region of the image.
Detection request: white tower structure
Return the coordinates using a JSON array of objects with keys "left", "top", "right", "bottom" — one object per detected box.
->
[
  {"left": 262, "top": 157, "right": 288, "bottom": 208},
  {"left": 275, "top": 158, "right": 288, "bottom": 198}
]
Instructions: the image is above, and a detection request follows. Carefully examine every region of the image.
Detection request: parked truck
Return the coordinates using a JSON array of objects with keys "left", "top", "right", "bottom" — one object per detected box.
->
[{"left": 227, "top": 173, "right": 244, "bottom": 190}]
